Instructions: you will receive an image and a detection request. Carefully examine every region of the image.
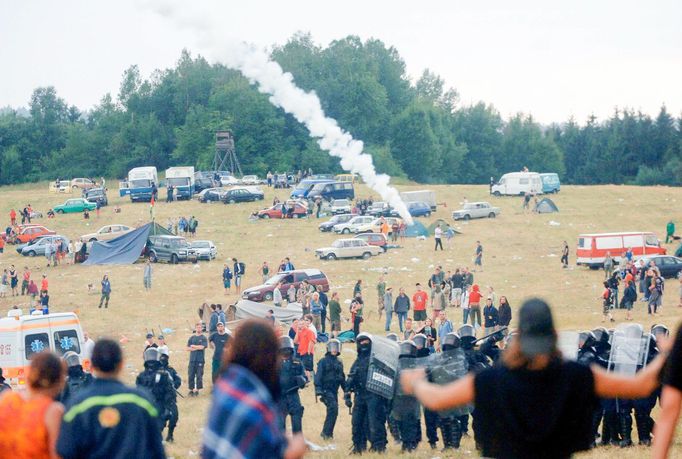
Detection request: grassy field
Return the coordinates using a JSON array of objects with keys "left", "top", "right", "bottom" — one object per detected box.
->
[{"left": 1, "top": 181, "right": 681, "bottom": 458}]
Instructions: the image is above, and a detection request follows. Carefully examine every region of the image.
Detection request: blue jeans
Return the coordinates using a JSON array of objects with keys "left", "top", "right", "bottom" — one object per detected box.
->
[
  {"left": 385, "top": 311, "right": 393, "bottom": 331},
  {"left": 397, "top": 312, "right": 407, "bottom": 332},
  {"left": 462, "top": 308, "right": 470, "bottom": 324}
]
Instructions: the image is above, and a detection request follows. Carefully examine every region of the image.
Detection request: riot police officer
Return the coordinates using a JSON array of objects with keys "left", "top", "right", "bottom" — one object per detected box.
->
[
  {"left": 457, "top": 324, "right": 490, "bottom": 436},
  {"left": 384, "top": 332, "right": 401, "bottom": 443},
  {"left": 159, "top": 348, "right": 181, "bottom": 442},
  {"left": 345, "top": 333, "right": 389, "bottom": 453},
  {"left": 413, "top": 333, "right": 439, "bottom": 449},
  {"left": 59, "top": 351, "right": 93, "bottom": 403},
  {"left": 592, "top": 327, "right": 620, "bottom": 446},
  {"left": 136, "top": 347, "right": 176, "bottom": 433},
  {"left": 314, "top": 339, "right": 345, "bottom": 439},
  {"left": 434, "top": 332, "right": 464, "bottom": 450},
  {"left": 279, "top": 336, "right": 307, "bottom": 433},
  {"left": 633, "top": 327, "right": 666, "bottom": 446},
  {"left": 393, "top": 339, "right": 421, "bottom": 452}
]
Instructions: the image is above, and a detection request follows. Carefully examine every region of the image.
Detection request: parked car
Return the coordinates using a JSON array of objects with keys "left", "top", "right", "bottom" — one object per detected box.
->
[
  {"left": 231, "top": 186, "right": 264, "bottom": 200},
  {"left": 240, "top": 175, "right": 262, "bottom": 185},
  {"left": 53, "top": 198, "right": 97, "bottom": 214},
  {"left": 329, "top": 199, "right": 352, "bottom": 215},
  {"left": 354, "top": 217, "right": 403, "bottom": 235},
  {"left": 80, "top": 224, "right": 133, "bottom": 242},
  {"left": 354, "top": 232, "right": 388, "bottom": 252},
  {"left": 333, "top": 216, "right": 375, "bottom": 234},
  {"left": 12, "top": 225, "right": 56, "bottom": 244},
  {"left": 319, "top": 214, "right": 354, "bottom": 232},
  {"left": 18, "top": 235, "right": 70, "bottom": 257},
  {"left": 147, "top": 235, "right": 198, "bottom": 264},
  {"left": 223, "top": 188, "right": 261, "bottom": 204},
  {"left": 84, "top": 187, "right": 108, "bottom": 207},
  {"left": 639, "top": 255, "right": 682, "bottom": 279},
  {"left": 306, "top": 181, "right": 355, "bottom": 201},
  {"left": 367, "top": 201, "right": 392, "bottom": 217},
  {"left": 191, "top": 240, "right": 217, "bottom": 260},
  {"left": 197, "top": 188, "right": 227, "bottom": 203},
  {"left": 274, "top": 174, "right": 290, "bottom": 189},
  {"left": 242, "top": 269, "right": 330, "bottom": 302},
  {"left": 257, "top": 202, "right": 308, "bottom": 219},
  {"left": 70, "top": 178, "right": 96, "bottom": 190},
  {"left": 194, "top": 174, "right": 217, "bottom": 193},
  {"left": 390, "top": 201, "right": 431, "bottom": 218},
  {"left": 219, "top": 174, "right": 240, "bottom": 186},
  {"left": 452, "top": 202, "right": 501, "bottom": 221},
  {"left": 316, "top": 238, "right": 383, "bottom": 260}
]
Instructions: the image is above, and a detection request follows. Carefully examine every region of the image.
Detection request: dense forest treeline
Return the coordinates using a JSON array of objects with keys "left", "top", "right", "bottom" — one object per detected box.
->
[{"left": 1, "top": 33, "right": 680, "bottom": 186}]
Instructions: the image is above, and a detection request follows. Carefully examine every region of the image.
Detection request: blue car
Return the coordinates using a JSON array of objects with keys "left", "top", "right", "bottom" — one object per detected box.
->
[{"left": 391, "top": 201, "right": 432, "bottom": 218}]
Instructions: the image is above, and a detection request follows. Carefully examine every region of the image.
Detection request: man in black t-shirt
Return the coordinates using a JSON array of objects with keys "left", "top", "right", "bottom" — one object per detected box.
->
[
  {"left": 208, "top": 322, "right": 231, "bottom": 383},
  {"left": 186, "top": 323, "right": 208, "bottom": 396},
  {"left": 653, "top": 325, "right": 682, "bottom": 456}
]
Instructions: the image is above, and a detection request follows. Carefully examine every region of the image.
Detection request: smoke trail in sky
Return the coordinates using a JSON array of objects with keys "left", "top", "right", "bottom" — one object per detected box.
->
[{"left": 150, "top": 3, "right": 413, "bottom": 223}]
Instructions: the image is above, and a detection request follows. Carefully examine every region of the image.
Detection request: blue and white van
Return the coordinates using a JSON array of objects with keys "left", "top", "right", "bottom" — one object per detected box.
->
[
  {"left": 540, "top": 173, "right": 561, "bottom": 194},
  {"left": 290, "top": 178, "right": 334, "bottom": 199}
]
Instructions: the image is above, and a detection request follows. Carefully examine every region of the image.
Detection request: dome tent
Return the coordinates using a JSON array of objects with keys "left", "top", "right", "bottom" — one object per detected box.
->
[
  {"left": 535, "top": 198, "right": 559, "bottom": 214},
  {"left": 427, "top": 218, "right": 462, "bottom": 236},
  {"left": 404, "top": 221, "right": 430, "bottom": 237}
]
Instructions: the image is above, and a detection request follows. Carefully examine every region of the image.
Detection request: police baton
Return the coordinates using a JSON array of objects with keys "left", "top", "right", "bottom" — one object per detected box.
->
[
  {"left": 175, "top": 389, "right": 185, "bottom": 399},
  {"left": 472, "top": 327, "right": 508, "bottom": 345}
]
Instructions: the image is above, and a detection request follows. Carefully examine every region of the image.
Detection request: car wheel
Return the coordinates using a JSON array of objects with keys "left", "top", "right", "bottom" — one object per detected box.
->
[
  {"left": 171, "top": 254, "right": 179, "bottom": 264},
  {"left": 326, "top": 253, "right": 337, "bottom": 260},
  {"left": 362, "top": 252, "right": 372, "bottom": 259},
  {"left": 262, "top": 214, "right": 270, "bottom": 219},
  {"left": 72, "top": 185, "right": 78, "bottom": 189},
  {"left": 149, "top": 252, "right": 158, "bottom": 263},
  {"left": 488, "top": 212, "right": 496, "bottom": 218},
  {"left": 493, "top": 191, "right": 501, "bottom": 197},
  {"left": 342, "top": 228, "right": 350, "bottom": 234},
  {"left": 463, "top": 214, "right": 470, "bottom": 221},
  {"left": 90, "top": 238, "right": 97, "bottom": 242},
  {"left": 56, "top": 209, "right": 65, "bottom": 214},
  {"left": 264, "top": 291, "right": 273, "bottom": 301},
  {"left": 229, "top": 199, "right": 236, "bottom": 204},
  {"left": 27, "top": 251, "right": 36, "bottom": 257},
  {"left": 426, "top": 212, "right": 431, "bottom": 217}
]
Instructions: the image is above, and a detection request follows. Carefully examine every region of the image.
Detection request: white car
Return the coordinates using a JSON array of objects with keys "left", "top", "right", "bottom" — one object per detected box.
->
[
  {"left": 316, "top": 238, "right": 383, "bottom": 260},
  {"left": 219, "top": 174, "right": 240, "bottom": 186},
  {"left": 332, "top": 216, "right": 374, "bottom": 234},
  {"left": 354, "top": 217, "right": 403, "bottom": 234},
  {"left": 80, "top": 224, "right": 133, "bottom": 242},
  {"left": 240, "top": 175, "right": 262, "bottom": 185},
  {"left": 191, "top": 240, "right": 217, "bottom": 260},
  {"left": 452, "top": 202, "right": 501, "bottom": 220},
  {"left": 329, "top": 199, "right": 352, "bottom": 215}
]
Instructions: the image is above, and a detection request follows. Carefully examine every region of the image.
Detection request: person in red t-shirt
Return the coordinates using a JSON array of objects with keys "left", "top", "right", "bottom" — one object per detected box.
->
[
  {"left": 412, "top": 283, "right": 429, "bottom": 322},
  {"left": 294, "top": 316, "right": 316, "bottom": 379},
  {"left": 600, "top": 281, "right": 614, "bottom": 323},
  {"left": 9, "top": 209, "right": 16, "bottom": 226},
  {"left": 40, "top": 274, "right": 49, "bottom": 293},
  {"left": 469, "top": 284, "right": 483, "bottom": 328}
]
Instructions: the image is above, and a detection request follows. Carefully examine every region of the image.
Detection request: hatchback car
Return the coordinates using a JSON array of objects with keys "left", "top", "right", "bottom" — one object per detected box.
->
[
  {"left": 333, "top": 216, "right": 374, "bottom": 234},
  {"left": 258, "top": 202, "right": 308, "bottom": 219},
  {"left": 391, "top": 201, "right": 431, "bottom": 217},
  {"left": 452, "top": 202, "right": 501, "bottom": 221},
  {"left": 18, "top": 235, "right": 70, "bottom": 257},
  {"left": 316, "top": 238, "right": 383, "bottom": 260},
  {"left": 84, "top": 187, "right": 108, "bottom": 207},
  {"left": 241, "top": 175, "right": 262, "bottom": 185},
  {"left": 53, "top": 198, "right": 97, "bottom": 214},
  {"left": 80, "top": 224, "right": 133, "bottom": 242},
  {"left": 367, "top": 201, "right": 392, "bottom": 217},
  {"left": 241, "top": 269, "right": 330, "bottom": 302},
  {"left": 13, "top": 225, "right": 56, "bottom": 244},
  {"left": 70, "top": 178, "right": 95, "bottom": 190},
  {"left": 354, "top": 232, "right": 388, "bottom": 252},
  {"left": 640, "top": 256, "right": 682, "bottom": 278},
  {"left": 319, "top": 214, "right": 354, "bottom": 232},
  {"left": 198, "top": 188, "right": 227, "bottom": 203},
  {"left": 147, "top": 235, "right": 198, "bottom": 264},
  {"left": 191, "top": 240, "right": 217, "bottom": 260},
  {"left": 329, "top": 199, "right": 352, "bottom": 215},
  {"left": 354, "top": 217, "right": 403, "bottom": 235}
]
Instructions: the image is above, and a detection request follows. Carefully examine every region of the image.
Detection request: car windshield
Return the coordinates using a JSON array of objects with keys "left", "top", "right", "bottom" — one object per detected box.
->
[
  {"left": 264, "top": 274, "right": 286, "bottom": 285},
  {"left": 130, "top": 179, "right": 151, "bottom": 188},
  {"left": 332, "top": 240, "right": 344, "bottom": 248},
  {"left": 171, "top": 239, "right": 189, "bottom": 248},
  {"left": 193, "top": 241, "right": 209, "bottom": 248},
  {"left": 167, "top": 177, "right": 189, "bottom": 186},
  {"left": 88, "top": 190, "right": 104, "bottom": 196},
  {"left": 333, "top": 200, "right": 349, "bottom": 206}
]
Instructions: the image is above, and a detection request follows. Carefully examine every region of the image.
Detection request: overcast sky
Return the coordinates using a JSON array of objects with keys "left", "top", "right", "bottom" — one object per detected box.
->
[{"left": 1, "top": 0, "right": 680, "bottom": 124}]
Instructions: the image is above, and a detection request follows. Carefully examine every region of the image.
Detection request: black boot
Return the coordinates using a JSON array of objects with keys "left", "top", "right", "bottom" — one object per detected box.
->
[
  {"left": 165, "top": 427, "right": 174, "bottom": 443},
  {"left": 619, "top": 413, "right": 633, "bottom": 448}
]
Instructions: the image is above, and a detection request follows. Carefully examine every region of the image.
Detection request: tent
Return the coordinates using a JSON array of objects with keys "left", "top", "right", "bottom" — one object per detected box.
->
[
  {"left": 427, "top": 219, "right": 463, "bottom": 236},
  {"left": 83, "top": 222, "right": 172, "bottom": 265},
  {"left": 404, "top": 221, "right": 430, "bottom": 237},
  {"left": 535, "top": 198, "right": 559, "bottom": 214},
  {"left": 234, "top": 299, "right": 303, "bottom": 325}
]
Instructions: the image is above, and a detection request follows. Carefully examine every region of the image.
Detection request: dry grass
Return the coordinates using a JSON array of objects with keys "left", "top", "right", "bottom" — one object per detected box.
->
[{"left": 1, "top": 181, "right": 681, "bottom": 458}]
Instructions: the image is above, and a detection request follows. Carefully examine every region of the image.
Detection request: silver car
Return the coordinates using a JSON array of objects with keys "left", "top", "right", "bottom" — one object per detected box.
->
[
  {"left": 316, "top": 238, "right": 383, "bottom": 260},
  {"left": 452, "top": 202, "right": 501, "bottom": 220},
  {"left": 19, "top": 235, "right": 70, "bottom": 257},
  {"left": 191, "top": 240, "right": 217, "bottom": 260}
]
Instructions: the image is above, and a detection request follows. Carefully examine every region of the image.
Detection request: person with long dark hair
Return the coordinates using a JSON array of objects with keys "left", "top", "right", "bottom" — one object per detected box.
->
[
  {"left": 401, "top": 298, "right": 671, "bottom": 459},
  {"left": 203, "top": 319, "right": 306, "bottom": 459}
]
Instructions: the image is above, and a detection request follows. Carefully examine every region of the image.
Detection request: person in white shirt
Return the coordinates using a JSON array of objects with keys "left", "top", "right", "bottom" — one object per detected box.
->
[
  {"left": 434, "top": 225, "right": 444, "bottom": 251},
  {"left": 273, "top": 282, "right": 283, "bottom": 307},
  {"left": 82, "top": 331, "right": 95, "bottom": 360}
]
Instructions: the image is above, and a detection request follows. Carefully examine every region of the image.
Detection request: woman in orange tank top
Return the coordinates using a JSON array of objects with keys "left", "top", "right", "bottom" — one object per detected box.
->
[{"left": 0, "top": 352, "right": 65, "bottom": 459}]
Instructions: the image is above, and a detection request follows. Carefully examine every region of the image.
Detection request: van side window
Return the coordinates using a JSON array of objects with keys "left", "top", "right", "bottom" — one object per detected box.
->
[
  {"left": 25, "top": 333, "right": 50, "bottom": 359},
  {"left": 519, "top": 178, "right": 529, "bottom": 185},
  {"left": 54, "top": 330, "right": 81, "bottom": 356},
  {"left": 645, "top": 235, "right": 658, "bottom": 246}
]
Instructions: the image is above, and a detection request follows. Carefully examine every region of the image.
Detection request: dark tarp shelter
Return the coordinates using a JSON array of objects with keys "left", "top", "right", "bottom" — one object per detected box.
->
[
  {"left": 535, "top": 198, "right": 559, "bottom": 214},
  {"left": 83, "top": 222, "right": 171, "bottom": 265},
  {"left": 404, "top": 221, "right": 429, "bottom": 237}
]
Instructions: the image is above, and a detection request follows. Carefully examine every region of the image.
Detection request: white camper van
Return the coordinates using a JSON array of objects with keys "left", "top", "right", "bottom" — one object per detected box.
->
[
  {"left": 491, "top": 172, "right": 543, "bottom": 196},
  {"left": 0, "top": 310, "right": 86, "bottom": 388}
]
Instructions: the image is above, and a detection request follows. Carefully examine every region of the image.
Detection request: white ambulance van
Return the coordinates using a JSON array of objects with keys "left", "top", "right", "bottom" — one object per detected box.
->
[{"left": 0, "top": 310, "right": 86, "bottom": 388}]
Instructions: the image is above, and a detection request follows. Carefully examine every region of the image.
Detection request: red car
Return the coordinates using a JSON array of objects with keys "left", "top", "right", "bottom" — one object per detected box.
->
[
  {"left": 242, "top": 269, "right": 330, "bottom": 302},
  {"left": 14, "top": 225, "right": 56, "bottom": 244},
  {"left": 257, "top": 202, "right": 308, "bottom": 219},
  {"left": 354, "top": 232, "right": 388, "bottom": 252}
]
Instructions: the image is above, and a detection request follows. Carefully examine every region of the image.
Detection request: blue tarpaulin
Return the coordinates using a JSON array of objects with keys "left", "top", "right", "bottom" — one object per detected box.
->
[{"left": 83, "top": 222, "right": 170, "bottom": 265}]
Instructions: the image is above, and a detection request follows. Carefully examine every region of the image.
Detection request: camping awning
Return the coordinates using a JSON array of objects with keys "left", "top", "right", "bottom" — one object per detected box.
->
[
  {"left": 235, "top": 300, "right": 303, "bottom": 325},
  {"left": 83, "top": 222, "right": 171, "bottom": 265}
]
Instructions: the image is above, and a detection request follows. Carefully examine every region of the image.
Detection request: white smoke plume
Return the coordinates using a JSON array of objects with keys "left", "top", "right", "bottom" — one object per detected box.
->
[{"left": 149, "top": 4, "right": 413, "bottom": 224}]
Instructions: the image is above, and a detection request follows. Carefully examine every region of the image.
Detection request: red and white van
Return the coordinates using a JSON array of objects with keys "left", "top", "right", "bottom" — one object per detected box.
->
[{"left": 576, "top": 232, "right": 667, "bottom": 268}]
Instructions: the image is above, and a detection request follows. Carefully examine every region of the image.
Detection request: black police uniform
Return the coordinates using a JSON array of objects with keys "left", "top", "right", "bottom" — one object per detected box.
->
[
  {"left": 160, "top": 355, "right": 182, "bottom": 441},
  {"left": 394, "top": 349, "right": 421, "bottom": 452},
  {"left": 632, "top": 336, "right": 659, "bottom": 446},
  {"left": 345, "top": 348, "right": 388, "bottom": 453},
  {"left": 460, "top": 337, "right": 490, "bottom": 437},
  {"left": 59, "top": 365, "right": 94, "bottom": 403},
  {"left": 314, "top": 351, "right": 345, "bottom": 438},
  {"left": 136, "top": 360, "right": 176, "bottom": 432},
  {"left": 416, "top": 346, "right": 440, "bottom": 448},
  {"left": 279, "top": 355, "right": 307, "bottom": 433}
]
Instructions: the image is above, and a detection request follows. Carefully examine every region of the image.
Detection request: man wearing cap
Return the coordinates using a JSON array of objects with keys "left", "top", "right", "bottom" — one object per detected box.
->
[{"left": 209, "top": 322, "right": 231, "bottom": 383}]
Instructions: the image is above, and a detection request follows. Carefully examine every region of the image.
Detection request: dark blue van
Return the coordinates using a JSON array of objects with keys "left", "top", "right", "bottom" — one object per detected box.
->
[{"left": 306, "top": 181, "right": 355, "bottom": 201}]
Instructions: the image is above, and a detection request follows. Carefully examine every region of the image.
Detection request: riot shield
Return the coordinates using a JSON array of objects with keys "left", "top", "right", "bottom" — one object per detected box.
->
[
  {"left": 391, "top": 357, "right": 422, "bottom": 420},
  {"left": 366, "top": 335, "right": 400, "bottom": 399},
  {"left": 558, "top": 331, "right": 580, "bottom": 361},
  {"left": 425, "top": 349, "right": 469, "bottom": 416},
  {"left": 607, "top": 323, "right": 649, "bottom": 376}
]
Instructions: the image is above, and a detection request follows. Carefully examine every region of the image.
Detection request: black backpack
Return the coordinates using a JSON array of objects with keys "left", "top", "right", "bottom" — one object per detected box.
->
[{"left": 238, "top": 262, "right": 246, "bottom": 275}]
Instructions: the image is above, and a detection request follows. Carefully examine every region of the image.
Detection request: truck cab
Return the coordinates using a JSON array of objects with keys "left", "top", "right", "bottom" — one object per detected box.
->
[
  {"left": 165, "top": 166, "right": 195, "bottom": 200},
  {"left": 127, "top": 167, "right": 159, "bottom": 202}
]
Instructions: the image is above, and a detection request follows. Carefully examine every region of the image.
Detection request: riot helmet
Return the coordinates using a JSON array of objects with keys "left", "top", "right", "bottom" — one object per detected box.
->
[
  {"left": 651, "top": 324, "right": 670, "bottom": 339},
  {"left": 441, "top": 332, "right": 461, "bottom": 351},
  {"left": 158, "top": 347, "right": 169, "bottom": 357},
  {"left": 279, "top": 336, "right": 294, "bottom": 358},
  {"left": 386, "top": 333, "right": 399, "bottom": 342},
  {"left": 356, "top": 333, "right": 372, "bottom": 356},
  {"left": 63, "top": 351, "right": 81, "bottom": 368},
  {"left": 412, "top": 333, "right": 427, "bottom": 350},
  {"left": 592, "top": 327, "right": 609, "bottom": 349},
  {"left": 458, "top": 324, "right": 476, "bottom": 349},
  {"left": 399, "top": 340, "right": 417, "bottom": 358},
  {"left": 579, "top": 331, "right": 597, "bottom": 351},
  {"left": 326, "top": 339, "right": 341, "bottom": 355},
  {"left": 143, "top": 347, "right": 161, "bottom": 363}
]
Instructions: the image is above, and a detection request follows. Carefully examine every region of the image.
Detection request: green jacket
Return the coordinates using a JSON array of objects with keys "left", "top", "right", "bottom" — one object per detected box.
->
[{"left": 667, "top": 221, "right": 675, "bottom": 235}]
